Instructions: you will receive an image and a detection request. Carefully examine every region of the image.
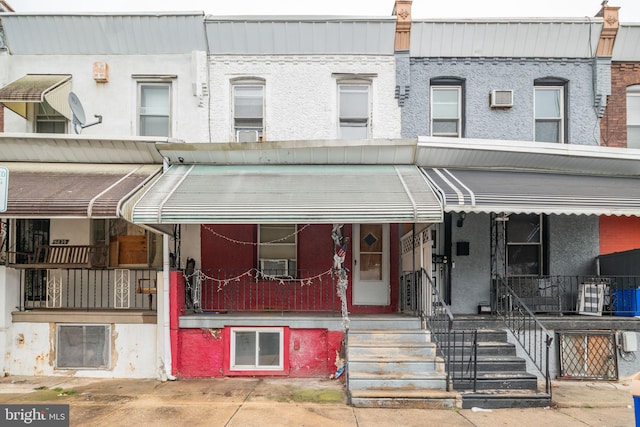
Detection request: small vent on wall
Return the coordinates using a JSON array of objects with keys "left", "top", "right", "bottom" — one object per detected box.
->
[{"left": 490, "top": 90, "right": 513, "bottom": 108}]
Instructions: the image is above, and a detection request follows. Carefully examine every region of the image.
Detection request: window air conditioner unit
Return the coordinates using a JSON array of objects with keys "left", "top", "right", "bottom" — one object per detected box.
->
[
  {"left": 260, "top": 259, "right": 289, "bottom": 276},
  {"left": 236, "top": 130, "right": 259, "bottom": 143},
  {"left": 490, "top": 90, "right": 514, "bottom": 108}
]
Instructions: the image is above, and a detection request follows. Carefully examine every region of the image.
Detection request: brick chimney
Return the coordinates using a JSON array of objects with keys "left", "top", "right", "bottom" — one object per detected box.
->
[
  {"left": 596, "top": 1, "right": 620, "bottom": 56},
  {"left": 393, "top": 0, "right": 412, "bottom": 51}
]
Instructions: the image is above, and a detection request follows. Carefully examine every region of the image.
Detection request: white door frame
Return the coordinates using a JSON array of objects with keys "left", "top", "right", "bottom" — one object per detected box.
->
[{"left": 352, "top": 223, "right": 390, "bottom": 306}]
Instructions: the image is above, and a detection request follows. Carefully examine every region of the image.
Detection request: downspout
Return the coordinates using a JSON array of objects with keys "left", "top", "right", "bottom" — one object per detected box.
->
[{"left": 161, "top": 156, "right": 176, "bottom": 381}]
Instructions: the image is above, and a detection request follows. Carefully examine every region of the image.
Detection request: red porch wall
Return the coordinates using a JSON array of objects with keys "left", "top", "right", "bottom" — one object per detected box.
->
[
  {"left": 600, "top": 216, "right": 640, "bottom": 255},
  {"left": 170, "top": 271, "right": 185, "bottom": 377},
  {"left": 175, "top": 327, "right": 344, "bottom": 378},
  {"left": 199, "top": 224, "right": 400, "bottom": 314}
]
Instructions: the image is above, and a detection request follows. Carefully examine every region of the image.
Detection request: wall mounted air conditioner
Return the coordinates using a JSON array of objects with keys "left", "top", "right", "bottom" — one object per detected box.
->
[
  {"left": 260, "top": 259, "right": 289, "bottom": 276},
  {"left": 236, "top": 130, "right": 259, "bottom": 143},
  {"left": 490, "top": 90, "right": 514, "bottom": 108}
]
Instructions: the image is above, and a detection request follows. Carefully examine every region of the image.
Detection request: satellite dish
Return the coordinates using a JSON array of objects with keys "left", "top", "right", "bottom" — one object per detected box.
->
[{"left": 68, "top": 91, "right": 102, "bottom": 134}]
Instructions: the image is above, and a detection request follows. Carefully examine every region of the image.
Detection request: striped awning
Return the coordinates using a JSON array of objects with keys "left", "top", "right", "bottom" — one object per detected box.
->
[
  {"left": 123, "top": 164, "right": 443, "bottom": 224},
  {"left": 0, "top": 74, "right": 72, "bottom": 119},
  {"left": 1, "top": 163, "right": 161, "bottom": 218},
  {"left": 423, "top": 168, "right": 640, "bottom": 216}
]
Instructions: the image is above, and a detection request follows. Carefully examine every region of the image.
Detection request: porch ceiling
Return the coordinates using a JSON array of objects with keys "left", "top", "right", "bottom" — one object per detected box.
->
[
  {"left": 0, "top": 162, "right": 162, "bottom": 218},
  {"left": 423, "top": 167, "right": 640, "bottom": 216},
  {"left": 122, "top": 164, "right": 443, "bottom": 224}
]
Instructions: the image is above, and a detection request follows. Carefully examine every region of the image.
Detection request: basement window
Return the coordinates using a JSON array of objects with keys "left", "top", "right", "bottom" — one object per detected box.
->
[
  {"left": 56, "top": 324, "right": 110, "bottom": 369},
  {"left": 230, "top": 327, "right": 284, "bottom": 371}
]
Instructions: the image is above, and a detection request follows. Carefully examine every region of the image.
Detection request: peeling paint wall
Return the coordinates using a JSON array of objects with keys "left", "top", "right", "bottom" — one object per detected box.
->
[
  {"left": 176, "top": 327, "right": 344, "bottom": 378},
  {"left": 5, "top": 322, "right": 158, "bottom": 378}
]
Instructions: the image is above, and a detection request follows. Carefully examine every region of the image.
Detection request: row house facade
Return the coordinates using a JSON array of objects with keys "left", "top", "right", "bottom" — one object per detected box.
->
[{"left": 0, "top": 0, "right": 639, "bottom": 409}]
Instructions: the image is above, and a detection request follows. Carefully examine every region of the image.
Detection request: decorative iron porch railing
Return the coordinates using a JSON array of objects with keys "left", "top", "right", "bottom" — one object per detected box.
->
[
  {"left": 19, "top": 268, "right": 161, "bottom": 310},
  {"left": 496, "top": 278, "right": 553, "bottom": 396},
  {"left": 403, "top": 269, "right": 478, "bottom": 392},
  {"left": 190, "top": 268, "right": 339, "bottom": 313},
  {"left": 507, "top": 275, "right": 640, "bottom": 316}
]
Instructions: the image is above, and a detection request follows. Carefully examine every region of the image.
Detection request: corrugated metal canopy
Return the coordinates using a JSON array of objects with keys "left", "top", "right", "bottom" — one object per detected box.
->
[
  {"left": 423, "top": 168, "right": 640, "bottom": 216},
  {"left": 410, "top": 19, "right": 601, "bottom": 58},
  {"left": 1, "top": 163, "right": 161, "bottom": 218},
  {"left": 205, "top": 17, "right": 396, "bottom": 55},
  {"left": 612, "top": 25, "right": 640, "bottom": 61},
  {"left": 124, "top": 164, "right": 442, "bottom": 224},
  {"left": 0, "top": 13, "right": 207, "bottom": 54},
  {"left": 0, "top": 74, "right": 72, "bottom": 119},
  {"left": 0, "top": 133, "right": 166, "bottom": 164}
]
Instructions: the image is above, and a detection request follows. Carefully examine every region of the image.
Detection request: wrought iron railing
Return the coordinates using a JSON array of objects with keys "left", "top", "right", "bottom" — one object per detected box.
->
[
  {"left": 193, "top": 268, "right": 338, "bottom": 313},
  {"left": 507, "top": 275, "right": 640, "bottom": 316},
  {"left": 410, "top": 269, "right": 477, "bottom": 392},
  {"left": 20, "top": 268, "right": 161, "bottom": 310},
  {"left": 496, "top": 278, "right": 553, "bottom": 396}
]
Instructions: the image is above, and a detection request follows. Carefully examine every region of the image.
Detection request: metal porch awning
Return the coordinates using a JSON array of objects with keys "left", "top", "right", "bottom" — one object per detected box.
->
[
  {"left": 1, "top": 163, "right": 161, "bottom": 218},
  {"left": 122, "top": 164, "right": 443, "bottom": 224},
  {"left": 422, "top": 168, "right": 640, "bottom": 216},
  {"left": 0, "top": 74, "right": 73, "bottom": 119}
]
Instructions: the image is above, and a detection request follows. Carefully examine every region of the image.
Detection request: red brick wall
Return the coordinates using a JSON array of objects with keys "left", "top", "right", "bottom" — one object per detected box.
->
[
  {"left": 601, "top": 63, "right": 640, "bottom": 148},
  {"left": 600, "top": 216, "right": 640, "bottom": 255}
]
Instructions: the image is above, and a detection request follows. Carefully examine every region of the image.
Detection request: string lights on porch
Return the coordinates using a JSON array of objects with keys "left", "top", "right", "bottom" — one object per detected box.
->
[{"left": 202, "top": 224, "right": 311, "bottom": 245}]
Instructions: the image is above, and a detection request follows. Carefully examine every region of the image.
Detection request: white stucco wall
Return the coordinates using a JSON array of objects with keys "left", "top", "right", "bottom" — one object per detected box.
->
[
  {"left": 49, "top": 219, "right": 91, "bottom": 245},
  {"left": 208, "top": 55, "right": 401, "bottom": 142},
  {"left": 0, "top": 267, "right": 21, "bottom": 375},
  {"left": 2, "top": 52, "right": 209, "bottom": 142},
  {"left": 5, "top": 322, "right": 157, "bottom": 378}
]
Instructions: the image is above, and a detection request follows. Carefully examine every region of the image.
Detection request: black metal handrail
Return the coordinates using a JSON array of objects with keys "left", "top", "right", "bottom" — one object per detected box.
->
[
  {"left": 496, "top": 278, "right": 553, "bottom": 396},
  {"left": 420, "top": 269, "right": 478, "bottom": 392}
]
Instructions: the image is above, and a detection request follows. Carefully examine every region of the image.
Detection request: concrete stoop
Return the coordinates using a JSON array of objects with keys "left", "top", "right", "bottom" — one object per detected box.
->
[{"left": 347, "top": 329, "right": 452, "bottom": 408}]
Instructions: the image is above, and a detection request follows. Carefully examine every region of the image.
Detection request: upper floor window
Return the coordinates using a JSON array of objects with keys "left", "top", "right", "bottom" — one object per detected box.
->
[
  {"left": 430, "top": 78, "right": 464, "bottom": 138},
  {"left": 233, "top": 79, "right": 264, "bottom": 142},
  {"left": 534, "top": 78, "right": 567, "bottom": 143},
  {"left": 338, "top": 83, "right": 370, "bottom": 139},
  {"left": 627, "top": 85, "right": 640, "bottom": 149},
  {"left": 138, "top": 82, "right": 171, "bottom": 137},
  {"left": 36, "top": 101, "right": 66, "bottom": 134}
]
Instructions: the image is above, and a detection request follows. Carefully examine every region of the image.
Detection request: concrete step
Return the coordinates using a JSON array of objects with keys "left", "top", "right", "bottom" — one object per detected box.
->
[
  {"left": 448, "top": 356, "right": 527, "bottom": 372},
  {"left": 440, "top": 329, "right": 508, "bottom": 343},
  {"left": 454, "top": 372, "right": 539, "bottom": 391},
  {"left": 350, "top": 389, "right": 460, "bottom": 409},
  {"left": 445, "top": 341, "right": 517, "bottom": 357},
  {"left": 348, "top": 316, "right": 422, "bottom": 330},
  {"left": 348, "top": 342, "right": 438, "bottom": 359},
  {"left": 349, "top": 371, "right": 448, "bottom": 391},
  {"left": 460, "top": 390, "right": 551, "bottom": 409},
  {"left": 348, "top": 329, "right": 431, "bottom": 344},
  {"left": 349, "top": 359, "right": 445, "bottom": 375}
]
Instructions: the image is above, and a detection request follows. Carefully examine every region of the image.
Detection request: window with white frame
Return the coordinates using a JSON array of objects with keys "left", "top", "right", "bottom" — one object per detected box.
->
[
  {"left": 258, "top": 224, "right": 297, "bottom": 277},
  {"left": 232, "top": 80, "right": 264, "bottom": 142},
  {"left": 627, "top": 84, "right": 640, "bottom": 148},
  {"left": 35, "top": 101, "right": 67, "bottom": 133},
  {"left": 534, "top": 78, "right": 567, "bottom": 143},
  {"left": 230, "top": 327, "right": 284, "bottom": 371},
  {"left": 430, "top": 78, "right": 464, "bottom": 137},
  {"left": 506, "top": 214, "right": 544, "bottom": 276},
  {"left": 338, "top": 83, "right": 371, "bottom": 139},
  {"left": 138, "top": 82, "right": 171, "bottom": 137},
  {"left": 57, "top": 324, "right": 110, "bottom": 369}
]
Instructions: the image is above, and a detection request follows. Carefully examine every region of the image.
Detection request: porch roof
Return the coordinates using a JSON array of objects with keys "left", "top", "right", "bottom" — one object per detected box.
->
[
  {"left": 0, "top": 162, "right": 161, "bottom": 218},
  {"left": 122, "top": 164, "right": 443, "bottom": 224},
  {"left": 423, "top": 167, "right": 640, "bottom": 216}
]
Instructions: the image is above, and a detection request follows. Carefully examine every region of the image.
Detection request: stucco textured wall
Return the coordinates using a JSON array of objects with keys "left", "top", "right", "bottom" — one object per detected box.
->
[
  {"left": 403, "top": 58, "right": 599, "bottom": 145},
  {"left": 208, "top": 55, "right": 401, "bottom": 142}
]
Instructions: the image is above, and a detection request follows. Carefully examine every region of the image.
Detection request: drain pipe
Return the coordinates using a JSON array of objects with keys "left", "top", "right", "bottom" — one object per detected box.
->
[{"left": 161, "top": 157, "right": 176, "bottom": 381}]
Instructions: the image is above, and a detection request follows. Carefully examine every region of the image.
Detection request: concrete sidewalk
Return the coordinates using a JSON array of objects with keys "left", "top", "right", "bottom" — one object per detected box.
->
[{"left": 0, "top": 375, "right": 636, "bottom": 427}]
